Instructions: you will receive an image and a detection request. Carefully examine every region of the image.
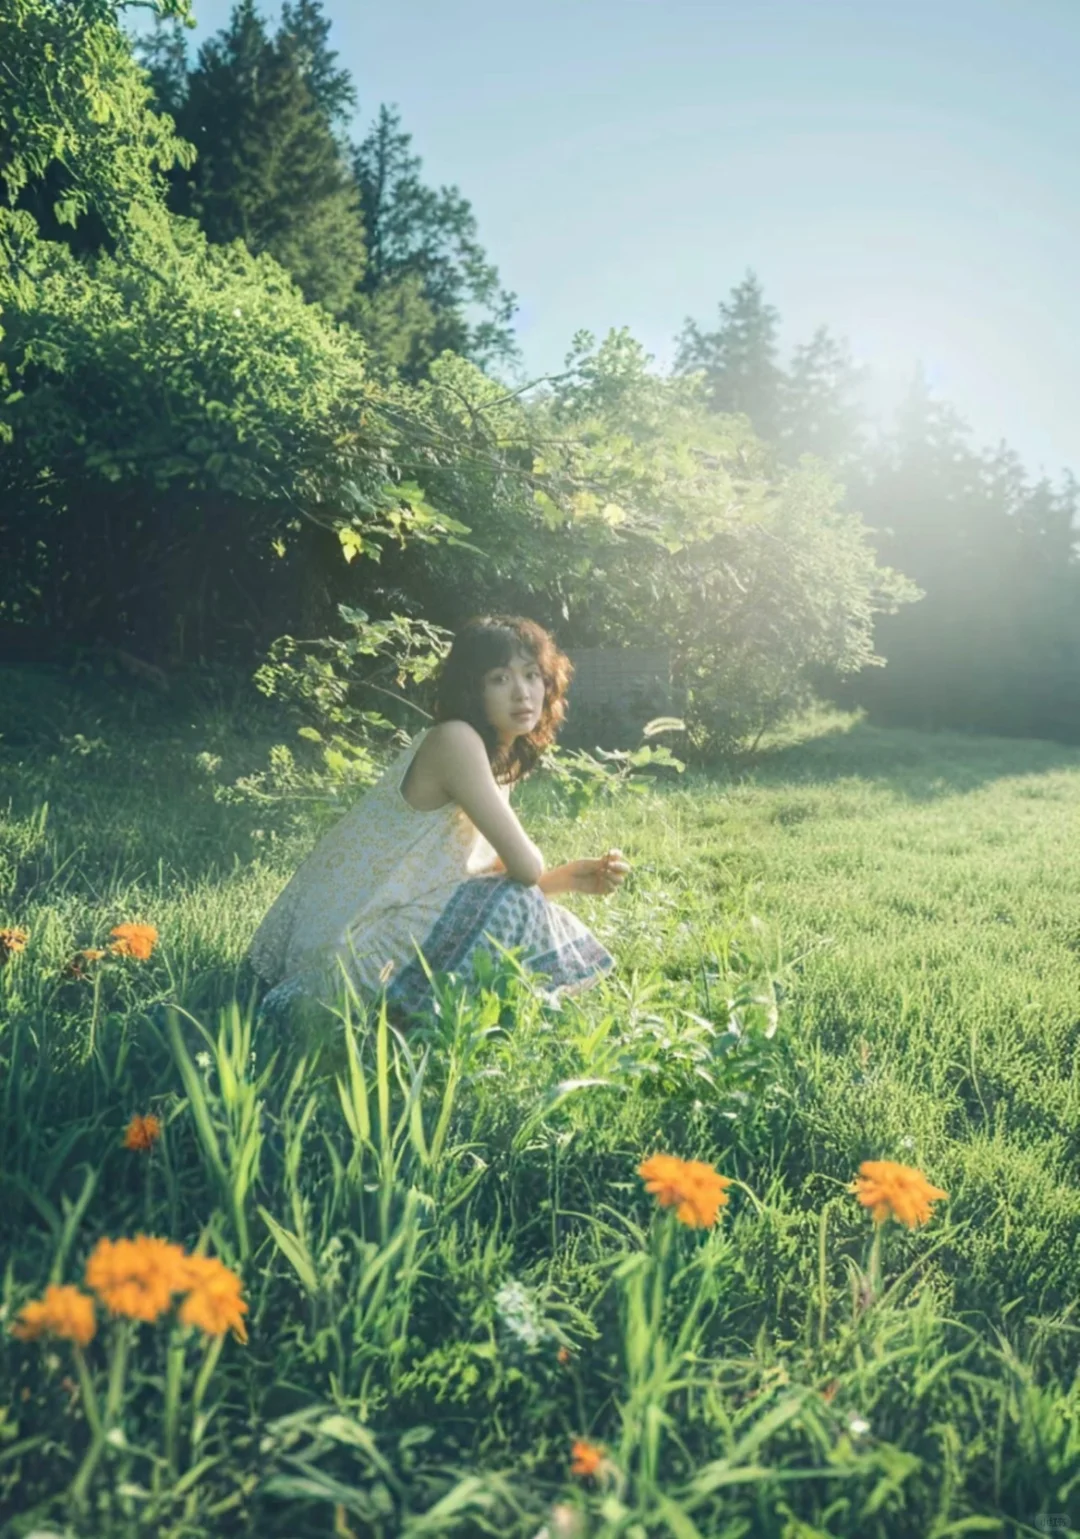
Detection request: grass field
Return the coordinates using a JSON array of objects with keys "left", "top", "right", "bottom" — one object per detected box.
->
[{"left": 1, "top": 666, "right": 1079, "bottom": 1538}]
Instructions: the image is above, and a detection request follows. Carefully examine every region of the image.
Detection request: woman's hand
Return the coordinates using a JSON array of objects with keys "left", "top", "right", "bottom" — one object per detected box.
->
[{"left": 563, "top": 849, "right": 631, "bottom": 896}]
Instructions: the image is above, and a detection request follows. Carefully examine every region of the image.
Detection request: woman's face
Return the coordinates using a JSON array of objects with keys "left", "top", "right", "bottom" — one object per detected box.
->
[{"left": 482, "top": 648, "right": 546, "bottom": 744}]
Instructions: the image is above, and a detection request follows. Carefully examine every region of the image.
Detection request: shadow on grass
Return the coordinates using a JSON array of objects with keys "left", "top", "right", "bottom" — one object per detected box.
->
[
  {"left": 0, "top": 663, "right": 307, "bottom": 891},
  {"left": 721, "top": 710, "right": 1080, "bottom": 803}
]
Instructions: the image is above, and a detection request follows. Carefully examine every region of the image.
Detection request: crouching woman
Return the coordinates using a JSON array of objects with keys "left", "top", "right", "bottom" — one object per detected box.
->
[{"left": 247, "top": 615, "right": 629, "bottom": 1025}]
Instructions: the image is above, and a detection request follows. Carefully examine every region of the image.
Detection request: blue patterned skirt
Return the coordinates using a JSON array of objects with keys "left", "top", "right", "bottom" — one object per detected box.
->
[{"left": 256, "top": 876, "right": 614, "bottom": 1025}]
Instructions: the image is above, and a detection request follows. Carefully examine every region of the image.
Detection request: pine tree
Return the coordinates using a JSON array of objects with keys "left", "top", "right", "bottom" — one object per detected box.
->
[
  {"left": 674, "top": 271, "right": 783, "bottom": 441},
  {"left": 277, "top": 0, "right": 356, "bottom": 131},
  {"left": 351, "top": 105, "right": 517, "bottom": 377},
  {"left": 779, "top": 325, "right": 865, "bottom": 469},
  {"left": 838, "top": 366, "right": 1080, "bottom": 736},
  {"left": 136, "top": 15, "right": 190, "bottom": 121},
  {"left": 164, "top": 0, "right": 367, "bottom": 315}
]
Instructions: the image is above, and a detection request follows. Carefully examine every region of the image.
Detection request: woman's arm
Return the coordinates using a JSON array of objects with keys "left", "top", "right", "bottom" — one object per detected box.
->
[
  {"left": 538, "top": 851, "right": 630, "bottom": 896},
  {"left": 428, "top": 722, "right": 545, "bottom": 884}
]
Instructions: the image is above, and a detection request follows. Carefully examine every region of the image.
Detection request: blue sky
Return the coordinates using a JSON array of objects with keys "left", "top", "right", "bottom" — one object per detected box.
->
[{"left": 143, "top": 0, "right": 1079, "bottom": 480}]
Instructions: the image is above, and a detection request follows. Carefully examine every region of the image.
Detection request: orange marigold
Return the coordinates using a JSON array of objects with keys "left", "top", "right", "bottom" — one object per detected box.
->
[
  {"left": 64, "top": 947, "right": 107, "bottom": 979},
  {"left": 570, "top": 1439, "right": 605, "bottom": 1478},
  {"left": 638, "top": 1153, "right": 732, "bottom": 1228},
  {"left": 123, "top": 1113, "right": 162, "bottom": 1152},
  {"left": 109, "top": 923, "right": 158, "bottom": 961},
  {"left": 0, "top": 927, "right": 29, "bottom": 962},
  {"left": 850, "top": 1160, "right": 949, "bottom": 1229},
  {"left": 10, "top": 1284, "right": 97, "bottom": 1347},
  {"left": 85, "top": 1235, "right": 186, "bottom": 1322},
  {"left": 177, "top": 1254, "right": 249, "bottom": 1343}
]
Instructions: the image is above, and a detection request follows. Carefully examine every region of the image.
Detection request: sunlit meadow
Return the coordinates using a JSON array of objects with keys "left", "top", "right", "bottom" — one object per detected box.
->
[{"left": 1, "top": 666, "right": 1079, "bottom": 1537}]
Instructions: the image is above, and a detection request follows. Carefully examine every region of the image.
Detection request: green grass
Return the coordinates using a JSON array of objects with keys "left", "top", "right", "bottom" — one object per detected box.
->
[{"left": 1, "top": 670, "right": 1078, "bottom": 1537}]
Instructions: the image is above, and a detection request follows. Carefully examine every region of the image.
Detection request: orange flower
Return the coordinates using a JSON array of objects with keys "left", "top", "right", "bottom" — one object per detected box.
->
[
  {"left": 177, "top": 1254, "right": 249, "bottom": 1343},
  {"left": 108, "top": 923, "right": 158, "bottom": 961},
  {"left": 0, "top": 927, "right": 29, "bottom": 962},
  {"left": 557, "top": 1345, "right": 571, "bottom": 1365},
  {"left": 570, "top": 1439, "right": 605, "bottom": 1478},
  {"left": 64, "top": 948, "right": 107, "bottom": 979},
  {"left": 850, "top": 1160, "right": 948, "bottom": 1229},
  {"left": 85, "top": 1235, "right": 186, "bottom": 1322},
  {"left": 638, "top": 1153, "right": 732, "bottom": 1228},
  {"left": 123, "top": 1113, "right": 162, "bottom": 1152},
  {"left": 10, "top": 1284, "right": 97, "bottom": 1347}
]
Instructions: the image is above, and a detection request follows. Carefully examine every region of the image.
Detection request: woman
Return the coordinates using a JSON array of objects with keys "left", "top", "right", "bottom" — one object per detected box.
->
[{"left": 248, "top": 615, "right": 629, "bottom": 1024}]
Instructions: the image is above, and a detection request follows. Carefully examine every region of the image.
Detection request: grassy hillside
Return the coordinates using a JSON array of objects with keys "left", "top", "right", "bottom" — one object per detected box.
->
[{"left": 1, "top": 668, "right": 1078, "bottom": 1537}]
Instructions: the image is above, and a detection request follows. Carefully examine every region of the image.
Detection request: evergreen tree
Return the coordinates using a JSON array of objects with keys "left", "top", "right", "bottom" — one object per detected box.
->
[
  {"left": 835, "top": 366, "right": 1080, "bottom": 737},
  {"left": 160, "top": 0, "right": 367, "bottom": 315},
  {"left": 351, "top": 104, "right": 518, "bottom": 377},
  {"left": 277, "top": 0, "right": 356, "bottom": 131},
  {"left": 136, "top": 13, "right": 190, "bottom": 121},
  {"left": 674, "top": 270, "right": 783, "bottom": 441},
  {"left": 779, "top": 324, "right": 865, "bottom": 469}
]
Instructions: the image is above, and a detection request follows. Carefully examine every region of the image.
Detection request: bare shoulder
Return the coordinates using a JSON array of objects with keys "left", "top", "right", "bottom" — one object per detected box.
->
[
  {"left": 415, "top": 720, "right": 488, "bottom": 770},
  {"left": 418, "top": 726, "right": 486, "bottom": 763}
]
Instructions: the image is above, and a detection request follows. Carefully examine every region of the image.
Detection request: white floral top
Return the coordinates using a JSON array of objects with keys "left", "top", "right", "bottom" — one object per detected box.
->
[{"left": 247, "top": 730, "right": 507, "bottom": 996}]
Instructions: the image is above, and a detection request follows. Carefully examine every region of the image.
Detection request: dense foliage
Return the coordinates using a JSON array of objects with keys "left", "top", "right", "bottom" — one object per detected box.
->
[
  {"left": 0, "top": 0, "right": 916, "bottom": 767},
  {"left": 2, "top": 0, "right": 1076, "bottom": 765}
]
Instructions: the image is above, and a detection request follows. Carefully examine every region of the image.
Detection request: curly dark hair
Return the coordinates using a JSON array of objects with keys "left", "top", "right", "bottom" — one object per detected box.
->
[{"left": 433, "top": 615, "right": 573, "bottom": 783}]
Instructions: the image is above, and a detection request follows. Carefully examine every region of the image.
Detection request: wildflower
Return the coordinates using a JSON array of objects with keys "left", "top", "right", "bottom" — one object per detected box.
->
[
  {"left": 177, "top": 1254, "right": 248, "bottom": 1343},
  {"left": 638, "top": 1152, "right": 732, "bottom": 1228},
  {"left": 544, "top": 1504, "right": 584, "bottom": 1539},
  {"left": 557, "top": 1344, "right": 571, "bottom": 1365},
  {"left": 847, "top": 1414, "right": 871, "bottom": 1438},
  {"left": 850, "top": 1160, "right": 948, "bottom": 1229},
  {"left": 108, "top": 923, "right": 158, "bottom": 961},
  {"left": 570, "top": 1438, "right": 605, "bottom": 1478},
  {"left": 0, "top": 927, "right": 29, "bottom": 962},
  {"left": 64, "top": 948, "right": 106, "bottom": 979},
  {"left": 123, "top": 1113, "right": 162, "bottom": 1152},
  {"left": 85, "top": 1235, "right": 186, "bottom": 1322},
  {"left": 10, "top": 1284, "right": 97, "bottom": 1347},
  {"left": 195, "top": 1050, "right": 212, "bottom": 1071},
  {"left": 494, "top": 1278, "right": 547, "bottom": 1348}
]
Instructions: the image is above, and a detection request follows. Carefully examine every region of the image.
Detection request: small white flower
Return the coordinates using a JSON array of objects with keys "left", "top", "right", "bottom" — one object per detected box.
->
[
  {"left": 548, "top": 1504, "right": 584, "bottom": 1539},
  {"left": 494, "top": 1278, "right": 547, "bottom": 1349},
  {"left": 233, "top": 306, "right": 242, "bottom": 317},
  {"left": 195, "top": 1051, "right": 212, "bottom": 1071},
  {"left": 899, "top": 1136, "right": 915, "bottom": 1151},
  {"left": 530, "top": 1506, "right": 584, "bottom": 1539},
  {"left": 847, "top": 1415, "right": 871, "bottom": 1438}
]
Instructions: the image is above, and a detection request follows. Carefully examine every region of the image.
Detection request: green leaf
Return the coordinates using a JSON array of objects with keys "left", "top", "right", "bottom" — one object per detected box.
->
[{"left": 256, "top": 1205, "right": 320, "bottom": 1296}]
